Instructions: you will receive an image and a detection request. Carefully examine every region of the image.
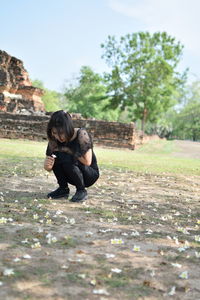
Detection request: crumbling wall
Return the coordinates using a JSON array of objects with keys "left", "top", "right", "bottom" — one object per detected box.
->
[
  {"left": 0, "top": 50, "right": 45, "bottom": 113},
  {"left": 0, "top": 112, "right": 136, "bottom": 149}
]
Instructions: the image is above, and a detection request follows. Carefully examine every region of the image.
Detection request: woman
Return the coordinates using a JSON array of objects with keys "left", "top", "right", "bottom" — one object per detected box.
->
[{"left": 44, "top": 110, "right": 99, "bottom": 202}]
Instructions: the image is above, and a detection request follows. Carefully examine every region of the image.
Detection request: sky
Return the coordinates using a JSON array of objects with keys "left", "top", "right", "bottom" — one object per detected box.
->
[{"left": 1, "top": 0, "right": 200, "bottom": 91}]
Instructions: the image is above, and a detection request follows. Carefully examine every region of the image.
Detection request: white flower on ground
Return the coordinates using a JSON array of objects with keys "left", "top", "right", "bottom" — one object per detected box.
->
[
  {"left": 23, "top": 254, "right": 32, "bottom": 259},
  {"left": 111, "top": 268, "right": 122, "bottom": 273},
  {"left": 21, "top": 239, "right": 29, "bottom": 244},
  {"left": 32, "top": 238, "right": 39, "bottom": 242},
  {"left": 173, "top": 237, "right": 179, "bottom": 245},
  {"left": 13, "top": 257, "right": 21, "bottom": 262},
  {"left": 31, "top": 242, "right": 41, "bottom": 249},
  {"left": 121, "top": 232, "right": 128, "bottom": 236},
  {"left": 23, "top": 207, "right": 27, "bottom": 212},
  {"left": 0, "top": 281, "right": 3, "bottom": 286},
  {"left": 69, "top": 218, "right": 75, "bottom": 224},
  {"left": 179, "top": 271, "right": 188, "bottom": 279},
  {"left": 46, "top": 233, "right": 57, "bottom": 244},
  {"left": 93, "top": 289, "right": 110, "bottom": 295},
  {"left": 194, "top": 235, "right": 200, "bottom": 242},
  {"left": 44, "top": 212, "right": 50, "bottom": 218},
  {"left": 78, "top": 274, "right": 86, "bottom": 279},
  {"left": 168, "top": 286, "right": 176, "bottom": 296},
  {"left": 171, "top": 263, "right": 182, "bottom": 268},
  {"left": 56, "top": 210, "right": 63, "bottom": 215},
  {"left": 99, "top": 228, "right": 113, "bottom": 233},
  {"left": 150, "top": 270, "right": 155, "bottom": 277},
  {"left": 145, "top": 229, "right": 153, "bottom": 235},
  {"left": 33, "top": 214, "right": 39, "bottom": 220},
  {"left": 61, "top": 265, "right": 69, "bottom": 269},
  {"left": 46, "top": 219, "right": 52, "bottom": 224},
  {"left": 132, "top": 245, "right": 140, "bottom": 252},
  {"left": 90, "top": 279, "right": 96, "bottom": 286},
  {"left": 51, "top": 237, "right": 57, "bottom": 243},
  {"left": 0, "top": 217, "right": 7, "bottom": 224},
  {"left": 131, "top": 230, "right": 140, "bottom": 236},
  {"left": 111, "top": 238, "right": 124, "bottom": 245},
  {"left": 195, "top": 252, "right": 200, "bottom": 258},
  {"left": 105, "top": 253, "right": 115, "bottom": 259},
  {"left": 3, "top": 268, "right": 14, "bottom": 276}
]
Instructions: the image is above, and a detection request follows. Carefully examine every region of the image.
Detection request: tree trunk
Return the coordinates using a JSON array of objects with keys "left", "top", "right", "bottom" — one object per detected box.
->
[{"left": 141, "top": 108, "right": 147, "bottom": 135}]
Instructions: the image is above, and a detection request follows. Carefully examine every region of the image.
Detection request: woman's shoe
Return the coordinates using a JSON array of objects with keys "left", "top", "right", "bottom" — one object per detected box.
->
[
  {"left": 47, "top": 187, "right": 70, "bottom": 199},
  {"left": 70, "top": 189, "right": 87, "bottom": 202}
]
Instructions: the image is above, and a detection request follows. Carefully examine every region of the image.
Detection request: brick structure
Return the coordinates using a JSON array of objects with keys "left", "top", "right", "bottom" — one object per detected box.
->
[
  {"left": 0, "top": 50, "right": 158, "bottom": 149},
  {"left": 0, "top": 112, "right": 136, "bottom": 149},
  {"left": 0, "top": 50, "right": 45, "bottom": 113}
]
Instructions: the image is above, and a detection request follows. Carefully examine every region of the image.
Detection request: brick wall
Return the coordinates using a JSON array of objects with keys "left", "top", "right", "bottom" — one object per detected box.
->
[{"left": 0, "top": 112, "right": 136, "bottom": 149}]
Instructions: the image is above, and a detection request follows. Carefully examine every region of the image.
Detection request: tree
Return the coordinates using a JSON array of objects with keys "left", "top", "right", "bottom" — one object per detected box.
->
[
  {"left": 173, "top": 81, "right": 200, "bottom": 141},
  {"left": 32, "top": 79, "right": 61, "bottom": 112},
  {"left": 62, "top": 66, "right": 120, "bottom": 121},
  {"left": 101, "top": 31, "right": 187, "bottom": 132}
]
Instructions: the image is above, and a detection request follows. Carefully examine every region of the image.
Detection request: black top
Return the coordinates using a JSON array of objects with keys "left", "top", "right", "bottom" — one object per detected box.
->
[{"left": 46, "top": 128, "right": 98, "bottom": 170}]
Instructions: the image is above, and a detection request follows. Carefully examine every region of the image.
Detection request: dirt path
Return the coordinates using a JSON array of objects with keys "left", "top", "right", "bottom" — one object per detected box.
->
[
  {"left": 0, "top": 156, "right": 200, "bottom": 300},
  {"left": 173, "top": 140, "right": 200, "bottom": 159}
]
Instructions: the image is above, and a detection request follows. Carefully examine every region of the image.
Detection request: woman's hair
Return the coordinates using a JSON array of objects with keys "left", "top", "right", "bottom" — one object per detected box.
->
[{"left": 47, "top": 110, "right": 74, "bottom": 142}]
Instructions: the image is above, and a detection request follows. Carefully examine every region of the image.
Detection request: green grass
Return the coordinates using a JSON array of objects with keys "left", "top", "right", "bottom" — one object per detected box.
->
[
  {"left": 96, "top": 139, "right": 200, "bottom": 175},
  {"left": 0, "top": 138, "right": 200, "bottom": 176}
]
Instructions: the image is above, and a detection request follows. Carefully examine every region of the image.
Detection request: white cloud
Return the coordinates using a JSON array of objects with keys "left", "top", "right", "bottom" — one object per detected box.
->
[{"left": 108, "top": 0, "right": 200, "bottom": 54}]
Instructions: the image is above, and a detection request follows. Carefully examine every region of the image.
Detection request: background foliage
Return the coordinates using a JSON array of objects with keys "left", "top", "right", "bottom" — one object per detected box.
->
[{"left": 33, "top": 31, "right": 200, "bottom": 141}]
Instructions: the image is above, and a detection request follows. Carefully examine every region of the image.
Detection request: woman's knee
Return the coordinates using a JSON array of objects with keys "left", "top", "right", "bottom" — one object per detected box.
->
[{"left": 84, "top": 171, "right": 99, "bottom": 187}]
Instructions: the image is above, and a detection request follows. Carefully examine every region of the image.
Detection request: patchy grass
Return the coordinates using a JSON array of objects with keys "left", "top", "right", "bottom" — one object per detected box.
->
[{"left": 0, "top": 138, "right": 200, "bottom": 175}]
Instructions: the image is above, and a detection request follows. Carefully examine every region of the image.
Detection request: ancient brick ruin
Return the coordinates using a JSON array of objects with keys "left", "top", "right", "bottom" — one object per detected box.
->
[
  {"left": 0, "top": 50, "right": 158, "bottom": 149},
  {"left": 0, "top": 112, "right": 137, "bottom": 149},
  {"left": 0, "top": 50, "right": 45, "bottom": 113}
]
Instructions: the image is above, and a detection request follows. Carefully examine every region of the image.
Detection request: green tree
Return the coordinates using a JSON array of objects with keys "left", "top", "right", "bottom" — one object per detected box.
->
[
  {"left": 173, "top": 81, "right": 200, "bottom": 141},
  {"left": 63, "top": 66, "right": 120, "bottom": 121},
  {"left": 101, "top": 31, "right": 187, "bottom": 132},
  {"left": 32, "top": 79, "right": 61, "bottom": 112},
  {"left": 176, "top": 101, "right": 200, "bottom": 141}
]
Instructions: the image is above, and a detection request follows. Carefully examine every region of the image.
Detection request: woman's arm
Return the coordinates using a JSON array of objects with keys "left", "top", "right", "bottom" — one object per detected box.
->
[{"left": 77, "top": 149, "right": 92, "bottom": 166}]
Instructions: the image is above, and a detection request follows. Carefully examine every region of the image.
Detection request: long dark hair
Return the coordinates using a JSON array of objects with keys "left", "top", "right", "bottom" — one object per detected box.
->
[{"left": 47, "top": 110, "right": 74, "bottom": 142}]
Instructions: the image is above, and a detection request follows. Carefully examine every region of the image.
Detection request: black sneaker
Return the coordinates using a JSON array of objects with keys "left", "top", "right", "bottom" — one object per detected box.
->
[
  {"left": 70, "top": 189, "right": 87, "bottom": 202},
  {"left": 47, "top": 187, "right": 70, "bottom": 199}
]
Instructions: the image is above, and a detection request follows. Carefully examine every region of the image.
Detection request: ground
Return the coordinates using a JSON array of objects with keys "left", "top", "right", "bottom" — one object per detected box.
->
[{"left": 0, "top": 140, "right": 200, "bottom": 300}]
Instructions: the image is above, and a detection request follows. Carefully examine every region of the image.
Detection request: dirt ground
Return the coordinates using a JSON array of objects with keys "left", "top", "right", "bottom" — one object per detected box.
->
[
  {"left": 0, "top": 141, "right": 200, "bottom": 300},
  {"left": 173, "top": 140, "right": 200, "bottom": 159}
]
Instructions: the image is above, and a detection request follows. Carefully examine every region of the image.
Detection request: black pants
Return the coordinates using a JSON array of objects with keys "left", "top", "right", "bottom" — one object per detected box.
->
[{"left": 52, "top": 152, "right": 99, "bottom": 190}]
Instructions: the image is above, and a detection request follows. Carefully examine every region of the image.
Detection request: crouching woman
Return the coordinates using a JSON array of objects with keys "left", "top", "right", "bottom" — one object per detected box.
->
[{"left": 44, "top": 110, "right": 99, "bottom": 202}]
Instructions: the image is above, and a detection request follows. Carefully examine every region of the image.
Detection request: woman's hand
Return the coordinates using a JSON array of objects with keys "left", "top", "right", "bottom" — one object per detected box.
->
[
  {"left": 78, "top": 149, "right": 92, "bottom": 166},
  {"left": 44, "top": 156, "right": 55, "bottom": 171}
]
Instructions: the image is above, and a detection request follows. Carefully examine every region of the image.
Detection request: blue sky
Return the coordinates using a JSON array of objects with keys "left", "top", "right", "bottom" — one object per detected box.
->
[{"left": 1, "top": 0, "right": 200, "bottom": 91}]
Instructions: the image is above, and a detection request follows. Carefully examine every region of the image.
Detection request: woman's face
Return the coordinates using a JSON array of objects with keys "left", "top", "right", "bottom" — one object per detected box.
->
[{"left": 51, "top": 128, "right": 67, "bottom": 143}]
